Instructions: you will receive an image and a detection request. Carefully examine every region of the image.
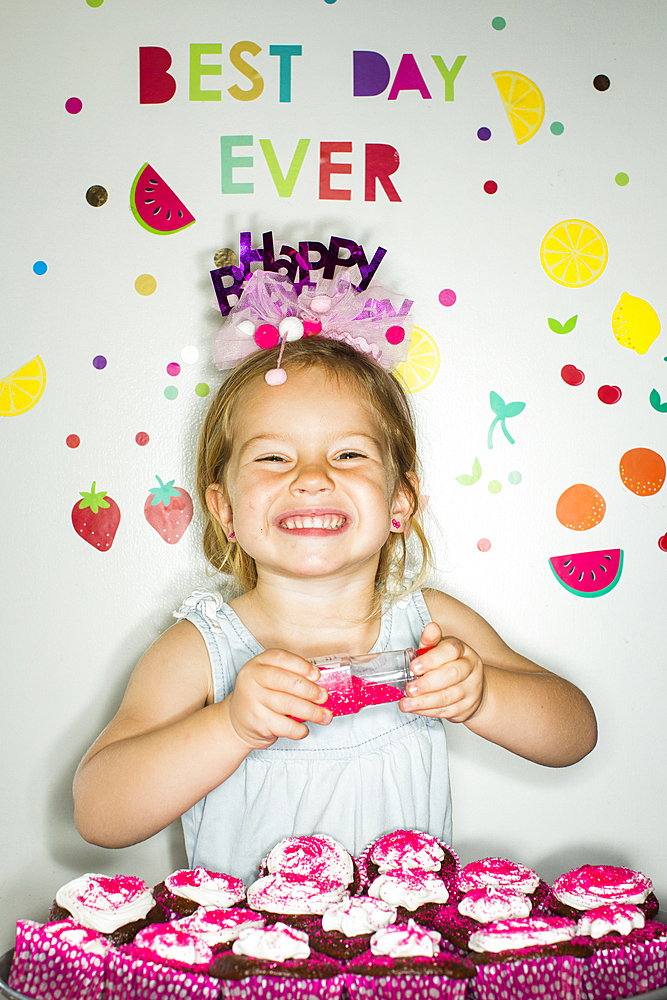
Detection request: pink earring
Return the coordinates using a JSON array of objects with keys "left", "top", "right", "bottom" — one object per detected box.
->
[
  {"left": 392, "top": 518, "right": 401, "bottom": 530},
  {"left": 228, "top": 531, "right": 236, "bottom": 540}
]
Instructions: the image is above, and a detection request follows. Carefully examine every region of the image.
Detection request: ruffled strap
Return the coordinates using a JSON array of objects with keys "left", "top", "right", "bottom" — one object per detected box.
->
[{"left": 173, "top": 590, "right": 225, "bottom": 633}]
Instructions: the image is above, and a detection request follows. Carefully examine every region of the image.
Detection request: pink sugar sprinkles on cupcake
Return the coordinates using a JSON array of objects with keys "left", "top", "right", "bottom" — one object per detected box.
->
[
  {"left": 457, "top": 858, "right": 540, "bottom": 894},
  {"left": 553, "top": 864, "right": 652, "bottom": 909}
]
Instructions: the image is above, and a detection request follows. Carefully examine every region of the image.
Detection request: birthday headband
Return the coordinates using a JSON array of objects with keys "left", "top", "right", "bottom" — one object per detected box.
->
[{"left": 210, "top": 232, "right": 413, "bottom": 385}]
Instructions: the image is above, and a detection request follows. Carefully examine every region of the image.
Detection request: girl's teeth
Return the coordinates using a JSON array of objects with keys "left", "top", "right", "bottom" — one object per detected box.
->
[{"left": 282, "top": 516, "right": 345, "bottom": 529}]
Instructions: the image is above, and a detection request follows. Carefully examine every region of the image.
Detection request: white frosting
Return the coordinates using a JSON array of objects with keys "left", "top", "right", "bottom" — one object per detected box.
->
[
  {"left": 368, "top": 870, "right": 449, "bottom": 910},
  {"left": 164, "top": 868, "right": 245, "bottom": 908},
  {"left": 232, "top": 922, "right": 310, "bottom": 961},
  {"left": 322, "top": 896, "right": 397, "bottom": 936},
  {"left": 247, "top": 873, "right": 348, "bottom": 915},
  {"left": 370, "top": 832, "right": 445, "bottom": 873},
  {"left": 370, "top": 919, "right": 441, "bottom": 958},
  {"left": 177, "top": 907, "right": 266, "bottom": 945},
  {"left": 55, "top": 874, "right": 155, "bottom": 935},
  {"left": 468, "top": 917, "right": 577, "bottom": 953},
  {"left": 576, "top": 904, "right": 645, "bottom": 939},
  {"left": 265, "top": 835, "right": 354, "bottom": 887},
  {"left": 457, "top": 859, "right": 540, "bottom": 895},
  {"left": 553, "top": 865, "right": 652, "bottom": 910},
  {"left": 458, "top": 886, "right": 532, "bottom": 923},
  {"left": 132, "top": 924, "right": 213, "bottom": 967},
  {"left": 45, "top": 923, "right": 111, "bottom": 957}
]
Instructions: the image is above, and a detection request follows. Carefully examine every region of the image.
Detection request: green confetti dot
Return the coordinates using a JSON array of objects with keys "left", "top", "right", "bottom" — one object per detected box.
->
[
  {"left": 615, "top": 172, "right": 629, "bottom": 186},
  {"left": 86, "top": 0, "right": 104, "bottom": 6},
  {"left": 491, "top": 16, "right": 506, "bottom": 29},
  {"left": 164, "top": 386, "right": 178, "bottom": 400},
  {"left": 488, "top": 480, "right": 502, "bottom": 494},
  {"left": 508, "top": 471, "right": 522, "bottom": 485},
  {"left": 550, "top": 121, "right": 564, "bottom": 135},
  {"left": 195, "top": 382, "right": 210, "bottom": 397}
]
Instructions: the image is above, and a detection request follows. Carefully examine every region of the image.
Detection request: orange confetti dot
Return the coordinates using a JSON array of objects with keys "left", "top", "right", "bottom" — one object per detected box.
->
[
  {"left": 619, "top": 448, "right": 665, "bottom": 496},
  {"left": 556, "top": 484, "right": 606, "bottom": 530}
]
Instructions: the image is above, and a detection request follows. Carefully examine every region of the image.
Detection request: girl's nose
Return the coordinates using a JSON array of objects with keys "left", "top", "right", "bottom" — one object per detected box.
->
[{"left": 290, "top": 463, "right": 333, "bottom": 494}]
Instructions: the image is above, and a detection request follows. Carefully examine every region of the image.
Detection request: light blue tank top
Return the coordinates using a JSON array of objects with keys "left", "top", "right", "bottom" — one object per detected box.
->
[{"left": 173, "top": 589, "right": 452, "bottom": 886}]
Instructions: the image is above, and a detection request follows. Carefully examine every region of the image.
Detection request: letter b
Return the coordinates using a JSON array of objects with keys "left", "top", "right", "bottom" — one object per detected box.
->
[{"left": 139, "top": 47, "right": 176, "bottom": 104}]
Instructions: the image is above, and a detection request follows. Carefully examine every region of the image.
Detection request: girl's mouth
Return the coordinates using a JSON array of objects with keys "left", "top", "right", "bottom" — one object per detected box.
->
[{"left": 276, "top": 512, "right": 349, "bottom": 533}]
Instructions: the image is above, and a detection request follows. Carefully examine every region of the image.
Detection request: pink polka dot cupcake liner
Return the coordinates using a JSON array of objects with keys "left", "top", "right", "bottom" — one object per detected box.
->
[
  {"left": 106, "top": 948, "right": 220, "bottom": 1000},
  {"left": 580, "top": 931, "right": 667, "bottom": 999},
  {"left": 468, "top": 952, "right": 586, "bottom": 1000},
  {"left": 9, "top": 920, "right": 109, "bottom": 1000},
  {"left": 215, "top": 971, "right": 346, "bottom": 1000},
  {"left": 344, "top": 971, "right": 470, "bottom": 1000}
]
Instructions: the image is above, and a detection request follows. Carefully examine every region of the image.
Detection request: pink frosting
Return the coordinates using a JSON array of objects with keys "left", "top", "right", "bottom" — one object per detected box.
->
[
  {"left": 457, "top": 858, "right": 539, "bottom": 894},
  {"left": 132, "top": 923, "right": 214, "bottom": 968},
  {"left": 369, "top": 830, "right": 446, "bottom": 872},
  {"left": 553, "top": 865, "right": 652, "bottom": 909}
]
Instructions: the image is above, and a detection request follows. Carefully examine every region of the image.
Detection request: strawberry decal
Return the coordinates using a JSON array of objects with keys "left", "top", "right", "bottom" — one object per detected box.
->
[
  {"left": 144, "top": 475, "right": 193, "bottom": 544},
  {"left": 71, "top": 482, "right": 121, "bottom": 551}
]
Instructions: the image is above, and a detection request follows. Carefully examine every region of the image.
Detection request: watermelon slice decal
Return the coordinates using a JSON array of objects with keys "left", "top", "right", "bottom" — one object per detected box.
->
[
  {"left": 549, "top": 548, "right": 623, "bottom": 597},
  {"left": 130, "top": 163, "right": 195, "bottom": 235}
]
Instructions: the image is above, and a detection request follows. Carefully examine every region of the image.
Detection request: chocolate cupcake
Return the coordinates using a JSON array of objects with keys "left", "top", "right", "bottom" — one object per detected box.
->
[
  {"left": 434, "top": 885, "right": 535, "bottom": 949},
  {"left": 547, "top": 864, "right": 659, "bottom": 920},
  {"left": 366, "top": 867, "right": 451, "bottom": 927},
  {"left": 48, "top": 873, "right": 164, "bottom": 945},
  {"left": 246, "top": 871, "right": 349, "bottom": 933},
  {"left": 309, "top": 895, "right": 397, "bottom": 959},
  {"left": 153, "top": 867, "right": 245, "bottom": 917},
  {"left": 9, "top": 919, "right": 112, "bottom": 1000},
  {"left": 359, "top": 829, "right": 459, "bottom": 891},
  {"left": 259, "top": 834, "right": 360, "bottom": 893}
]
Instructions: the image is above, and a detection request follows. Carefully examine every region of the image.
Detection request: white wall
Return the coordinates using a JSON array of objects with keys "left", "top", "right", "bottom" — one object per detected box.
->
[{"left": 2, "top": 0, "right": 666, "bottom": 953}]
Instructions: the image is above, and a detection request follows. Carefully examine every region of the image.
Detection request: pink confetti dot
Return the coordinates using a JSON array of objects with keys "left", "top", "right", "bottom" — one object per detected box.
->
[
  {"left": 658, "top": 533, "right": 667, "bottom": 552},
  {"left": 135, "top": 431, "right": 150, "bottom": 446},
  {"left": 477, "top": 538, "right": 491, "bottom": 552},
  {"left": 385, "top": 325, "right": 405, "bottom": 345},
  {"left": 255, "top": 324, "right": 280, "bottom": 349},
  {"left": 439, "top": 289, "right": 457, "bottom": 307},
  {"left": 65, "top": 98, "right": 83, "bottom": 114},
  {"left": 166, "top": 362, "right": 181, "bottom": 377},
  {"left": 483, "top": 180, "right": 498, "bottom": 194},
  {"left": 66, "top": 434, "right": 80, "bottom": 449}
]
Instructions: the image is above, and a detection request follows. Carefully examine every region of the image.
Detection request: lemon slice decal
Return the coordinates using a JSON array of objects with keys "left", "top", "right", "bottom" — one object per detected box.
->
[
  {"left": 612, "top": 293, "right": 660, "bottom": 355},
  {"left": 540, "top": 219, "right": 608, "bottom": 287},
  {"left": 392, "top": 327, "right": 440, "bottom": 394},
  {"left": 493, "top": 71, "right": 545, "bottom": 145},
  {"left": 0, "top": 355, "right": 46, "bottom": 416}
]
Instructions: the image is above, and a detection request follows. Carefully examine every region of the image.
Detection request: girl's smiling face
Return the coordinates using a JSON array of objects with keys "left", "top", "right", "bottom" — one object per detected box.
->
[{"left": 208, "top": 367, "right": 409, "bottom": 585}]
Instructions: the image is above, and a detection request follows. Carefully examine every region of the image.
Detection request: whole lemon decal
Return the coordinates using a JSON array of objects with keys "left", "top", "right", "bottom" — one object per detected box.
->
[{"left": 612, "top": 292, "right": 660, "bottom": 355}]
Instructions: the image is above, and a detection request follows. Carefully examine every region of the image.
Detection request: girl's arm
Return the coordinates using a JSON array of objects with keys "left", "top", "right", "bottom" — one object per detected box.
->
[
  {"left": 399, "top": 588, "right": 597, "bottom": 767},
  {"left": 73, "top": 620, "right": 330, "bottom": 848}
]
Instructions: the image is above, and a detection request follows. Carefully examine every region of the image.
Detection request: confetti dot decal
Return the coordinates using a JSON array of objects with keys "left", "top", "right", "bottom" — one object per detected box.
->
[
  {"left": 195, "top": 383, "right": 210, "bottom": 397},
  {"left": 488, "top": 480, "right": 502, "bottom": 494},
  {"left": 561, "top": 364, "right": 585, "bottom": 386},
  {"left": 135, "top": 432, "right": 150, "bottom": 446},
  {"left": 619, "top": 448, "right": 665, "bottom": 496},
  {"left": 508, "top": 471, "right": 522, "bottom": 485},
  {"left": 659, "top": 533, "right": 667, "bottom": 552},
  {"left": 484, "top": 180, "right": 498, "bottom": 194},
  {"left": 166, "top": 362, "right": 181, "bottom": 377},
  {"left": 86, "top": 0, "right": 104, "bottom": 6},
  {"left": 593, "top": 75, "right": 610, "bottom": 91},
  {"left": 491, "top": 17, "right": 506, "bottom": 30},
  {"left": 65, "top": 98, "right": 83, "bottom": 114},
  {"left": 550, "top": 121, "right": 564, "bottom": 135},
  {"left": 92, "top": 355, "right": 107, "bottom": 370},
  {"left": 478, "top": 538, "right": 492, "bottom": 552},
  {"left": 135, "top": 274, "right": 157, "bottom": 296},
  {"left": 182, "top": 346, "right": 199, "bottom": 364},
  {"left": 615, "top": 172, "right": 629, "bottom": 186},
  {"left": 477, "top": 127, "right": 491, "bottom": 141},
  {"left": 33, "top": 261, "right": 47, "bottom": 275},
  {"left": 598, "top": 385, "right": 622, "bottom": 404},
  {"left": 86, "top": 185, "right": 108, "bottom": 207},
  {"left": 439, "top": 289, "right": 457, "bottom": 307},
  {"left": 164, "top": 386, "right": 178, "bottom": 400},
  {"left": 214, "top": 248, "right": 238, "bottom": 268},
  {"left": 556, "top": 484, "right": 606, "bottom": 530},
  {"left": 66, "top": 434, "right": 81, "bottom": 449}
]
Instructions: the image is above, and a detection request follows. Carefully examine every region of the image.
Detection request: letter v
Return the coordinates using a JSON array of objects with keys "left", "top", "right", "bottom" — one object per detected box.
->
[{"left": 259, "top": 139, "right": 311, "bottom": 197}]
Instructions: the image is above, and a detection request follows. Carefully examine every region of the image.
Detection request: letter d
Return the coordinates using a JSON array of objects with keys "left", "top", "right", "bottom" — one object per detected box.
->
[
  {"left": 353, "top": 51, "right": 390, "bottom": 97},
  {"left": 139, "top": 47, "right": 176, "bottom": 104}
]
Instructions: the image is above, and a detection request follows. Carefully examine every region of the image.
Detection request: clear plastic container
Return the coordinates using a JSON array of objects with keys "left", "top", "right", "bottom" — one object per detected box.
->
[{"left": 310, "top": 648, "right": 420, "bottom": 716}]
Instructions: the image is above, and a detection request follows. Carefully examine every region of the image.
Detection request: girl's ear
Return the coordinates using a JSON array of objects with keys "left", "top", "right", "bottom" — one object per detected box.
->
[
  {"left": 390, "top": 472, "right": 419, "bottom": 537},
  {"left": 205, "top": 485, "right": 234, "bottom": 538}
]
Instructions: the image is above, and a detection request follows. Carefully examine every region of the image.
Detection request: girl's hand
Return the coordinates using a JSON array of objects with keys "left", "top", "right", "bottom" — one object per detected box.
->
[
  {"left": 399, "top": 622, "right": 485, "bottom": 723},
  {"left": 226, "top": 649, "right": 332, "bottom": 750}
]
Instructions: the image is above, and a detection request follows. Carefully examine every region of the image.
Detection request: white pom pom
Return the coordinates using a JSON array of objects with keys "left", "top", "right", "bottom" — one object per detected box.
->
[
  {"left": 236, "top": 320, "right": 256, "bottom": 338},
  {"left": 278, "top": 316, "right": 304, "bottom": 342},
  {"left": 265, "top": 368, "right": 287, "bottom": 385},
  {"left": 311, "top": 295, "right": 332, "bottom": 314}
]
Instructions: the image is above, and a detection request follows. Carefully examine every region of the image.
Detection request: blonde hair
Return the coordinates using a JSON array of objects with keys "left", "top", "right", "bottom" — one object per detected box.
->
[{"left": 196, "top": 337, "right": 432, "bottom": 608}]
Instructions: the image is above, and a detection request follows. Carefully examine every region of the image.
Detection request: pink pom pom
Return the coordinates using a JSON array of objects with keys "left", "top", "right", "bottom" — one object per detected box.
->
[
  {"left": 255, "top": 324, "right": 280, "bottom": 349},
  {"left": 302, "top": 318, "right": 322, "bottom": 336},
  {"left": 265, "top": 368, "right": 287, "bottom": 385},
  {"left": 311, "top": 295, "right": 332, "bottom": 314},
  {"left": 385, "top": 325, "right": 405, "bottom": 345}
]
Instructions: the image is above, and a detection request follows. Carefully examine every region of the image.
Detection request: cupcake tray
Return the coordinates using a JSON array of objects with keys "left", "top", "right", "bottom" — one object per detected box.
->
[{"left": 2, "top": 944, "right": 667, "bottom": 1000}]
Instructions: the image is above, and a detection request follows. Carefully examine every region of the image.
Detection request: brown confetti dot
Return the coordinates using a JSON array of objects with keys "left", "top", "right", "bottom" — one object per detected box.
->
[
  {"left": 86, "top": 185, "right": 108, "bottom": 207},
  {"left": 214, "top": 247, "right": 238, "bottom": 268}
]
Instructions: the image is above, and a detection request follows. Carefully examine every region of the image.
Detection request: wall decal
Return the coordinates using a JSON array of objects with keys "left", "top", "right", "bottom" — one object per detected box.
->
[
  {"left": 492, "top": 71, "right": 544, "bottom": 145},
  {"left": 548, "top": 315, "right": 578, "bottom": 335},
  {"left": 72, "top": 483, "right": 121, "bottom": 551},
  {"left": 540, "top": 219, "right": 608, "bottom": 287},
  {"left": 85, "top": 186, "right": 108, "bottom": 207},
  {"left": 456, "top": 458, "right": 482, "bottom": 485},
  {"left": 561, "top": 364, "right": 585, "bottom": 386},
  {"left": 392, "top": 326, "right": 440, "bottom": 394},
  {"left": 144, "top": 476, "right": 193, "bottom": 544},
  {"left": 130, "top": 163, "right": 195, "bottom": 235},
  {"left": 135, "top": 274, "right": 157, "bottom": 295},
  {"left": 0, "top": 356, "right": 46, "bottom": 417},
  {"left": 556, "top": 484, "right": 606, "bottom": 531},
  {"left": 487, "top": 391, "right": 525, "bottom": 448},
  {"left": 619, "top": 448, "right": 665, "bottom": 496},
  {"left": 549, "top": 548, "right": 623, "bottom": 598},
  {"left": 649, "top": 389, "right": 667, "bottom": 413},
  {"left": 659, "top": 533, "right": 667, "bottom": 553},
  {"left": 598, "top": 385, "right": 622, "bottom": 404},
  {"left": 611, "top": 293, "right": 660, "bottom": 355}
]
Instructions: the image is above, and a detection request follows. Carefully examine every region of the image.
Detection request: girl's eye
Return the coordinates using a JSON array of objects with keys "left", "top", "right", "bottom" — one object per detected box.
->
[
  {"left": 257, "top": 455, "right": 286, "bottom": 462},
  {"left": 337, "top": 451, "right": 365, "bottom": 460}
]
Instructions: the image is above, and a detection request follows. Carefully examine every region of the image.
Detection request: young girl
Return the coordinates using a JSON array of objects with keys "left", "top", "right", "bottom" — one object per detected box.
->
[{"left": 73, "top": 271, "right": 597, "bottom": 886}]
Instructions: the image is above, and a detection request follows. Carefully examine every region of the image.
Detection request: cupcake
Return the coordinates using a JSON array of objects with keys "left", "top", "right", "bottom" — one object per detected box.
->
[
  {"left": 153, "top": 867, "right": 245, "bottom": 917},
  {"left": 435, "top": 885, "right": 534, "bottom": 949},
  {"left": 574, "top": 904, "right": 667, "bottom": 999},
  {"left": 176, "top": 906, "right": 266, "bottom": 946},
  {"left": 9, "top": 919, "right": 111, "bottom": 1000},
  {"left": 466, "top": 916, "right": 593, "bottom": 1000},
  {"left": 367, "top": 867, "right": 451, "bottom": 926},
  {"left": 246, "top": 872, "right": 349, "bottom": 933},
  {"left": 309, "top": 896, "right": 397, "bottom": 959},
  {"left": 260, "top": 834, "right": 358, "bottom": 891},
  {"left": 548, "top": 864, "right": 659, "bottom": 921},
  {"left": 359, "top": 829, "right": 458, "bottom": 890},
  {"left": 345, "top": 918, "right": 476, "bottom": 1000},
  {"left": 48, "top": 873, "right": 163, "bottom": 945},
  {"left": 107, "top": 929, "right": 220, "bottom": 1000},
  {"left": 208, "top": 922, "right": 346, "bottom": 1000}
]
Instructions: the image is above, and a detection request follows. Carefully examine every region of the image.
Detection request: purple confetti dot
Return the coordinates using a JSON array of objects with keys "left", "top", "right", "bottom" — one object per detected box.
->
[
  {"left": 92, "top": 355, "right": 107, "bottom": 370},
  {"left": 477, "top": 127, "right": 491, "bottom": 141},
  {"left": 65, "top": 98, "right": 83, "bottom": 114},
  {"left": 166, "top": 362, "right": 181, "bottom": 377}
]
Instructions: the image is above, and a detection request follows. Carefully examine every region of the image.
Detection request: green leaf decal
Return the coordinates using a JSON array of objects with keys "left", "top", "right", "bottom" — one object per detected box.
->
[
  {"left": 488, "top": 392, "right": 526, "bottom": 448},
  {"left": 548, "top": 318, "right": 564, "bottom": 334},
  {"left": 78, "top": 482, "right": 110, "bottom": 513},
  {"left": 149, "top": 475, "right": 182, "bottom": 507},
  {"left": 649, "top": 389, "right": 667, "bottom": 413},
  {"left": 563, "top": 314, "right": 578, "bottom": 333},
  {"left": 456, "top": 458, "right": 482, "bottom": 486}
]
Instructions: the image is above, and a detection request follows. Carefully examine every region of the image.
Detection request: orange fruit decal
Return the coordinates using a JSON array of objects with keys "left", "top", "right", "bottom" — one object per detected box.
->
[
  {"left": 619, "top": 448, "right": 665, "bottom": 496},
  {"left": 556, "top": 484, "right": 606, "bottom": 530}
]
